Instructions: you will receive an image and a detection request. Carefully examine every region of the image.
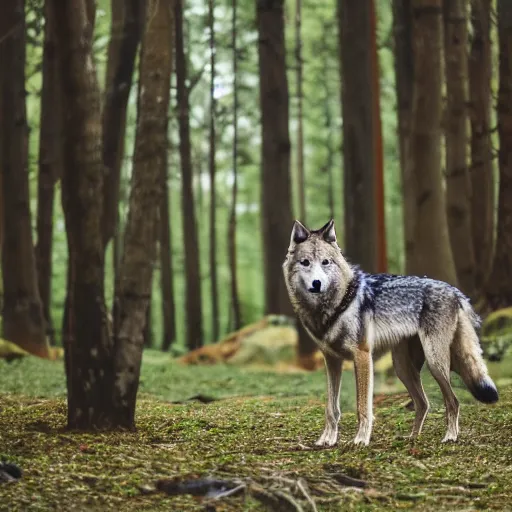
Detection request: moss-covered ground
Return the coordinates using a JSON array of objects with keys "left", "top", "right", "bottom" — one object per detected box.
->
[{"left": 0, "top": 350, "right": 511, "bottom": 511}]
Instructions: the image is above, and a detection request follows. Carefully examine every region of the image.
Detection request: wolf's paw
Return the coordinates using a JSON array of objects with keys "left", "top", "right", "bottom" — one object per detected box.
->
[
  {"left": 315, "top": 428, "right": 338, "bottom": 447},
  {"left": 441, "top": 432, "right": 458, "bottom": 443},
  {"left": 351, "top": 436, "right": 370, "bottom": 446}
]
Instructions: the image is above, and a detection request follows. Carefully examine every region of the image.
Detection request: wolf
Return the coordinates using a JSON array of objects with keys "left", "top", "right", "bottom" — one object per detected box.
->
[{"left": 282, "top": 219, "right": 498, "bottom": 446}]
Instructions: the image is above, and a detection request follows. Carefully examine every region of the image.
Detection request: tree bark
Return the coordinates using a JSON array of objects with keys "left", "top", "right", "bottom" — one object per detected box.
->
[
  {"left": 444, "top": 0, "right": 476, "bottom": 296},
  {"left": 228, "top": 0, "right": 242, "bottom": 331},
  {"left": 393, "top": 0, "right": 416, "bottom": 275},
  {"left": 257, "top": 0, "right": 316, "bottom": 357},
  {"left": 160, "top": 164, "right": 176, "bottom": 351},
  {"left": 486, "top": 0, "right": 512, "bottom": 309},
  {"left": 469, "top": 0, "right": 494, "bottom": 292},
  {"left": 295, "top": 0, "right": 306, "bottom": 223},
  {"left": 0, "top": 0, "right": 48, "bottom": 358},
  {"left": 102, "top": 0, "right": 143, "bottom": 255},
  {"left": 112, "top": 0, "right": 174, "bottom": 427},
  {"left": 176, "top": 0, "right": 203, "bottom": 350},
  {"left": 53, "top": 0, "right": 114, "bottom": 428},
  {"left": 36, "top": 0, "right": 62, "bottom": 345},
  {"left": 370, "top": 0, "right": 387, "bottom": 273},
  {"left": 409, "top": 0, "right": 457, "bottom": 285},
  {"left": 338, "top": 0, "right": 378, "bottom": 273},
  {"left": 208, "top": 0, "right": 219, "bottom": 342}
]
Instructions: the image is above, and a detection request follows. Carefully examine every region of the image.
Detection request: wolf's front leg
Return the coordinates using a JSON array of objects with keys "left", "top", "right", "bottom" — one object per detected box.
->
[
  {"left": 315, "top": 353, "right": 343, "bottom": 447},
  {"left": 353, "top": 342, "right": 373, "bottom": 446}
]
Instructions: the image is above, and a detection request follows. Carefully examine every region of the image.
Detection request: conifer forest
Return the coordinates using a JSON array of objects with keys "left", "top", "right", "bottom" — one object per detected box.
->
[{"left": 1, "top": 0, "right": 512, "bottom": 510}]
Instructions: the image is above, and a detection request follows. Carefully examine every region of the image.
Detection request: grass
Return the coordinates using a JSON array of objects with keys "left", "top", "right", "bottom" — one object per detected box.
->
[{"left": 0, "top": 351, "right": 511, "bottom": 510}]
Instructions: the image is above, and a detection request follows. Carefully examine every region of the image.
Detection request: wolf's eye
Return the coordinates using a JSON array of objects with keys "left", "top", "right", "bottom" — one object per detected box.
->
[
  {"left": 300, "top": 259, "right": 310, "bottom": 267},
  {"left": 322, "top": 259, "right": 330, "bottom": 266}
]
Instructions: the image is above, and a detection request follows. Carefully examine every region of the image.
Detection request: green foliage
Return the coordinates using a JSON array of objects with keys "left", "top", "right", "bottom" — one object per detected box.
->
[{"left": 23, "top": 0, "right": 404, "bottom": 349}]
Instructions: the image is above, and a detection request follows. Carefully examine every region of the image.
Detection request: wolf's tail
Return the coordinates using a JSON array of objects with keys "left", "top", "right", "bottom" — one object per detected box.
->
[{"left": 451, "top": 301, "right": 498, "bottom": 404}]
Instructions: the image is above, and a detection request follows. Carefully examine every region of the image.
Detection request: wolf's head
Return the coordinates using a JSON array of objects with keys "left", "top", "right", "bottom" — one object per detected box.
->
[{"left": 282, "top": 219, "right": 354, "bottom": 308}]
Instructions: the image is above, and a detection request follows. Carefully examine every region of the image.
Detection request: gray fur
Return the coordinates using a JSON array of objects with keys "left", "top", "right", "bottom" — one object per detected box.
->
[{"left": 283, "top": 220, "right": 498, "bottom": 446}]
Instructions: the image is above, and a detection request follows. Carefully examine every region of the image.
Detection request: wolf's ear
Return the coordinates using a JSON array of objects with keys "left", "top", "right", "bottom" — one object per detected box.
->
[
  {"left": 319, "top": 219, "right": 336, "bottom": 243},
  {"left": 291, "top": 220, "right": 310, "bottom": 244}
]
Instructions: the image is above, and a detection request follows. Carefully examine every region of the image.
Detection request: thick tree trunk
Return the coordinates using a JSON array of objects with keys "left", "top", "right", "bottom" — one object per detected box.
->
[
  {"left": 393, "top": 0, "right": 416, "bottom": 275},
  {"left": 469, "top": 0, "right": 494, "bottom": 292},
  {"left": 160, "top": 165, "right": 176, "bottom": 351},
  {"left": 36, "top": 1, "right": 62, "bottom": 345},
  {"left": 444, "top": 0, "right": 476, "bottom": 296},
  {"left": 143, "top": 296, "right": 153, "bottom": 348},
  {"left": 486, "top": 0, "right": 512, "bottom": 309},
  {"left": 208, "top": 0, "right": 219, "bottom": 342},
  {"left": 53, "top": 0, "right": 115, "bottom": 428},
  {"left": 102, "top": 0, "right": 143, "bottom": 254},
  {"left": 338, "top": 0, "right": 378, "bottom": 273},
  {"left": 229, "top": 0, "right": 242, "bottom": 331},
  {"left": 295, "top": 0, "right": 306, "bottom": 223},
  {"left": 176, "top": 0, "right": 203, "bottom": 350},
  {"left": 409, "top": 0, "right": 457, "bottom": 285},
  {"left": 0, "top": 0, "right": 48, "bottom": 358},
  {"left": 112, "top": 0, "right": 174, "bottom": 427},
  {"left": 256, "top": 0, "right": 316, "bottom": 357}
]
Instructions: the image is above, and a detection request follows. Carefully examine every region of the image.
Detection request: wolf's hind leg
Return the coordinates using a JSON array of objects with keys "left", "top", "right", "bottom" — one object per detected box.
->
[
  {"left": 420, "top": 334, "right": 460, "bottom": 443},
  {"left": 392, "top": 337, "right": 429, "bottom": 438},
  {"left": 316, "top": 353, "right": 343, "bottom": 447}
]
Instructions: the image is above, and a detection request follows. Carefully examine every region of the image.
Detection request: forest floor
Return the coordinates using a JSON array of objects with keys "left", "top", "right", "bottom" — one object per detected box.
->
[{"left": 0, "top": 350, "right": 511, "bottom": 511}]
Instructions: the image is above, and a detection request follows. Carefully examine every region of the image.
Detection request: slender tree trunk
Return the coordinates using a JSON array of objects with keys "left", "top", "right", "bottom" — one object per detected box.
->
[
  {"left": 53, "top": 0, "right": 115, "bottom": 428},
  {"left": 393, "top": 0, "right": 416, "bottom": 275},
  {"left": 208, "top": 0, "right": 219, "bottom": 341},
  {"left": 228, "top": 0, "right": 242, "bottom": 331},
  {"left": 0, "top": 0, "right": 48, "bottom": 358},
  {"left": 102, "top": 0, "right": 143, "bottom": 258},
  {"left": 295, "top": 0, "right": 306, "bottom": 223},
  {"left": 143, "top": 295, "right": 153, "bottom": 348},
  {"left": 320, "top": 24, "right": 336, "bottom": 222},
  {"left": 160, "top": 164, "right": 176, "bottom": 351},
  {"left": 370, "top": 0, "right": 387, "bottom": 273},
  {"left": 257, "top": 0, "right": 316, "bottom": 358},
  {"left": 469, "top": 0, "right": 494, "bottom": 292},
  {"left": 36, "top": 1, "right": 62, "bottom": 345},
  {"left": 112, "top": 0, "right": 174, "bottom": 427},
  {"left": 444, "top": 0, "right": 475, "bottom": 296},
  {"left": 409, "top": 0, "right": 457, "bottom": 285},
  {"left": 338, "top": 0, "right": 378, "bottom": 273},
  {"left": 176, "top": 0, "right": 203, "bottom": 350},
  {"left": 486, "top": 0, "right": 512, "bottom": 309}
]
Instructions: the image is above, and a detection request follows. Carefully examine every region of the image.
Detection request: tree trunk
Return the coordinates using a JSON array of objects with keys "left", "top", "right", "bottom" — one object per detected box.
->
[
  {"left": 160, "top": 164, "right": 176, "bottom": 351},
  {"left": 176, "top": 0, "right": 203, "bottom": 350},
  {"left": 338, "top": 0, "right": 378, "bottom": 273},
  {"left": 469, "top": 0, "right": 494, "bottom": 292},
  {"left": 295, "top": 0, "right": 306, "bottom": 223},
  {"left": 370, "top": 0, "right": 387, "bottom": 273},
  {"left": 112, "top": 0, "right": 174, "bottom": 427},
  {"left": 102, "top": 0, "right": 143, "bottom": 254},
  {"left": 486, "top": 0, "right": 512, "bottom": 309},
  {"left": 143, "top": 295, "right": 153, "bottom": 348},
  {"left": 444, "top": 0, "right": 475, "bottom": 296},
  {"left": 208, "top": 0, "right": 219, "bottom": 342},
  {"left": 36, "top": 0, "right": 62, "bottom": 345},
  {"left": 256, "top": 0, "right": 316, "bottom": 357},
  {"left": 321, "top": 24, "right": 336, "bottom": 222},
  {"left": 53, "top": 0, "right": 115, "bottom": 428},
  {"left": 0, "top": 0, "right": 48, "bottom": 358},
  {"left": 393, "top": 0, "right": 416, "bottom": 275},
  {"left": 409, "top": 0, "right": 457, "bottom": 285},
  {"left": 228, "top": 0, "right": 242, "bottom": 331}
]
